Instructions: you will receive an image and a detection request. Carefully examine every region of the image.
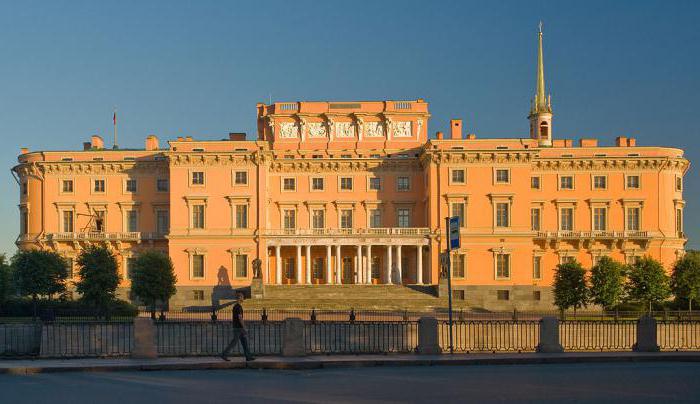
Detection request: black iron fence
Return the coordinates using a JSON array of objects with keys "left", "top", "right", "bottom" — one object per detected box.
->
[
  {"left": 657, "top": 321, "right": 700, "bottom": 351},
  {"left": 305, "top": 321, "right": 418, "bottom": 354},
  {"left": 440, "top": 320, "right": 540, "bottom": 353},
  {"left": 559, "top": 320, "right": 637, "bottom": 351}
]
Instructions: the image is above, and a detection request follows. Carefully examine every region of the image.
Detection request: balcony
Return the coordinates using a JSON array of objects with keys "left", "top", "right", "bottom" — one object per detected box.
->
[
  {"left": 534, "top": 230, "right": 654, "bottom": 240},
  {"left": 264, "top": 228, "right": 431, "bottom": 237},
  {"left": 47, "top": 232, "right": 142, "bottom": 242}
]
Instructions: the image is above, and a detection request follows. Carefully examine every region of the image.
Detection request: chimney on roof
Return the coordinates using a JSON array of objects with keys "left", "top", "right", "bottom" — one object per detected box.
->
[
  {"left": 229, "top": 132, "right": 246, "bottom": 141},
  {"left": 20, "top": 147, "right": 28, "bottom": 154},
  {"left": 83, "top": 142, "right": 91, "bottom": 151},
  {"left": 436, "top": 131, "right": 444, "bottom": 140},
  {"left": 185, "top": 136, "right": 193, "bottom": 141},
  {"left": 91, "top": 135, "right": 104, "bottom": 149},
  {"left": 628, "top": 138, "right": 636, "bottom": 147},
  {"left": 466, "top": 133, "right": 476, "bottom": 140},
  {"left": 145, "top": 135, "right": 159, "bottom": 151},
  {"left": 579, "top": 138, "right": 598, "bottom": 147},
  {"left": 177, "top": 136, "right": 184, "bottom": 141},
  {"left": 615, "top": 136, "right": 628, "bottom": 147},
  {"left": 450, "top": 119, "right": 463, "bottom": 140}
]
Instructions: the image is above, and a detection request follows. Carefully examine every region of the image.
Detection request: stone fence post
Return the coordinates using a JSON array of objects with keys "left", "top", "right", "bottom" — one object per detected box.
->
[
  {"left": 536, "top": 316, "right": 563, "bottom": 353},
  {"left": 132, "top": 317, "right": 157, "bottom": 359},
  {"left": 282, "top": 318, "right": 306, "bottom": 357},
  {"left": 634, "top": 315, "right": 659, "bottom": 352},
  {"left": 417, "top": 316, "right": 441, "bottom": 354}
]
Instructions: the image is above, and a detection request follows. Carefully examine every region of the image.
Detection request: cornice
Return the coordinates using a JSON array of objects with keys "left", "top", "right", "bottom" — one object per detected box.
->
[{"left": 27, "top": 160, "right": 168, "bottom": 176}]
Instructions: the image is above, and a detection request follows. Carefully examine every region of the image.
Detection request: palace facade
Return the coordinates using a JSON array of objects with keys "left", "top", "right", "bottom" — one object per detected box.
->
[{"left": 13, "top": 29, "right": 689, "bottom": 310}]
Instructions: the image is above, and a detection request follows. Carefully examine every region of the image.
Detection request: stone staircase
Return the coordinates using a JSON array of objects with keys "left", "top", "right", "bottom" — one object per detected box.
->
[{"left": 237, "top": 285, "right": 469, "bottom": 310}]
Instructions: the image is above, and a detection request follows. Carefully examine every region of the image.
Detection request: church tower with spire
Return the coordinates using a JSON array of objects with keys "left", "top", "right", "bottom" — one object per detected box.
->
[{"left": 529, "top": 22, "right": 553, "bottom": 147}]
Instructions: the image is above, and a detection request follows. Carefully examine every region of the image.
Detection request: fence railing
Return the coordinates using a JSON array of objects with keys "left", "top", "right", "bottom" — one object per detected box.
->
[
  {"left": 440, "top": 320, "right": 540, "bottom": 353},
  {"left": 657, "top": 321, "right": 700, "bottom": 351},
  {"left": 305, "top": 321, "right": 418, "bottom": 354},
  {"left": 559, "top": 320, "right": 637, "bottom": 351}
]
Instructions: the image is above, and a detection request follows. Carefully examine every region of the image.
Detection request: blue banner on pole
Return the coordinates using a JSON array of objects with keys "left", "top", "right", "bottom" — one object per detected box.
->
[{"left": 448, "top": 216, "right": 460, "bottom": 250}]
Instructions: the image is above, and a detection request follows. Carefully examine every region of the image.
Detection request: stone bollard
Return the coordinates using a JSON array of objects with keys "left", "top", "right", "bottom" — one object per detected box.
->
[
  {"left": 132, "top": 317, "right": 157, "bottom": 359},
  {"left": 282, "top": 317, "right": 306, "bottom": 357},
  {"left": 417, "top": 316, "right": 441, "bottom": 354},
  {"left": 536, "top": 316, "right": 563, "bottom": 353},
  {"left": 634, "top": 315, "right": 659, "bottom": 352}
]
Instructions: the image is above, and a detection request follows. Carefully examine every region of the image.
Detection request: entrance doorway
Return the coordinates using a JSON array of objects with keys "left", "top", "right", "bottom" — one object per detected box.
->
[{"left": 342, "top": 257, "right": 353, "bottom": 284}]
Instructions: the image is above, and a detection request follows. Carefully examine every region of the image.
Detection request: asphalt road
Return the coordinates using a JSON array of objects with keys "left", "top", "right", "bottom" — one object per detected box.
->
[{"left": 1, "top": 362, "right": 699, "bottom": 403}]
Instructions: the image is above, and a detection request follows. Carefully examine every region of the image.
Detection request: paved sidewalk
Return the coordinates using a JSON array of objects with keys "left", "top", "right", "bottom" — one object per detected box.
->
[{"left": 2, "top": 351, "right": 699, "bottom": 375}]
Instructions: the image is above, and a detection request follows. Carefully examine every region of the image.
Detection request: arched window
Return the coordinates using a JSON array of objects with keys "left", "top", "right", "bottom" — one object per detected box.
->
[{"left": 539, "top": 121, "right": 549, "bottom": 139}]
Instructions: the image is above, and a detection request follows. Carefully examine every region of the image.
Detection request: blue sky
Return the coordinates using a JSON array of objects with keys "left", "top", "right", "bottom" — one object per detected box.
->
[{"left": 1, "top": 0, "right": 698, "bottom": 254}]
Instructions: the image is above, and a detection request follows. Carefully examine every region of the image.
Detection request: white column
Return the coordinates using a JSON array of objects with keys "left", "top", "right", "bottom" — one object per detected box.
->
[
  {"left": 275, "top": 245, "right": 282, "bottom": 285},
  {"left": 366, "top": 244, "right": 373, "bottom": 284},
  {"left": 416, "top": 245, "right": 423, "bottom": 285},
  {"left": 335, "top": 244, "right": 342, "bottom": 284},
  {"left": 326, "top": 245, "right": 333, "bottom": 284},
  {"left": 386, "top": 245, "right": 393, "bottom": 285},
  {"left": 396, "top": 245, "right": 402, "bottom": 285},
  {"left": 355, "top": 245, "right": 362, "bottom": 284},
  {"left": 296, "top": 245, "right": 302, "bottom": 284},
  {"left": 305, "top": 245, "right": 312, "bottom": 284}
]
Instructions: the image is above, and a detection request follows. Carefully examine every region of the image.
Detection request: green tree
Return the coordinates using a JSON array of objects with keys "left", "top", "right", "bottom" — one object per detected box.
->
[
  {"left": 130, "top": 250, "right": 177, "bottom": 317},
  {"left": 553, "top": 260, "right": 588, "bottom": 315},
  {"left": 626, "top": 256, "right": 671, "bottom": 313},
  {"left": 75, "top": 245, "right": 120, "bottom": 317},
  {"left": 0, "top": 254, "right": 12, "bottom": 303},
  {"left": 11, "top": 249, "right": 69, "bottom": 316},
  {"left": 589, "top": 256, "right": 626, "bottom": 311},
  {"left": 671, "top": 251, "right": 700, "bottom": 311}
]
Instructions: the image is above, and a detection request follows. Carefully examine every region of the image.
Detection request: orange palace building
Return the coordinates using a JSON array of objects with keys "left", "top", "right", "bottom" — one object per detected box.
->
[{"left": 13, "top": 30, "right": 689, "bottom": 310}]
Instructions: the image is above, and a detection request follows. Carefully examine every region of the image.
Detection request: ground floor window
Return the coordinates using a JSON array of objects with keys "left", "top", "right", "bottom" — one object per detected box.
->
[
  {"left": 313, "top": 257, "right": 324, "bottom": 279},
  {"left": 371, "top": 257, "right": 380, "bottom": 279},
  {"left": 235, "top": 254, "right": 247, "bottom": 278},
  {"left": 193, "top": 290, "right": 205, "bottom": 301},
  {"left": 497, "top": 290, "right": 510, "bottom": 301},
  {"left": 342, "top": 257, "right": 353, "bottom": 282},
  {"left": 284, "top": 258, "right": 295, "bottom": 280}
]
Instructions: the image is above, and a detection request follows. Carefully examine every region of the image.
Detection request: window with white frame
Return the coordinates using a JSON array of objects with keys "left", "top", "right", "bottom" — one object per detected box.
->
[
  {"left": 560, "top": 175, "right": 574, "bottom": 190},
  {"left": 560, "top": 207, "right": 574, "bottom": 231},
  {"left": 561, "top": 256, "right": 576, "bottom": 264},
  {"left": 311, "top": 177, "right": 324, "bottom": 191},
  {"left": 234, "top": 171, "right": 248, "bottom": 185},
  {"left": 340, "top": 177, "right": 353, "bottom": 191},
  {"left": 94, "top": 179, "right": 106, "bottom": 193},
  {"left": 397, "top": 208, "right": 410, "bottom": 228},
  {"left": 530, "top": 208, "right": 541, "bottom": 231},
  {"left": 62, "top": 210, "right": 74, "bottom": 232},
  {"left": 593, "top": 207, "right": 607, "bottom": 231},
  {"left": 126, "top": 210, "right": 138, "bottom": 232},
  {"left": 312, "top": 209, "right": 325, "bottom": 229},
  {"left": 157, "top": 178, "right": 169, "bottom": 192},
  {"left": 62, "top": 179, "right": 74, "bottom": 193},
  {"left": 593, "top": 175, "right": 607, "bottom": 190},
  {"left": 191, "top": 171, "right": 205, "bottom": 185},
  {"left": 283, "top": 209, "right": 296, "bottom": 229},
  {"left": 533, "top": 256, "right": 542, "bottom": 279},
  {"left": 235, "top": 205, "right": 248, "bottom": 229},
  {"left": 20, "top": 210, "right": 28, "bottom": 234},
  {"left": 452, "top": 253, "right": 465, "bottom": 278},
  {"left": 369, "top": 209, "right": 382, "bottom": 228},
  {"left": 371, "top": 257, "right": 380, "bottom": 279},
  {"left": 235, "top": 254, "right": 247, "bottom": 278},
  {"left": 626, "top": 207, "right": 640, "bottom": 231},
  {"left": 495, "top": 169, "right": 510, "bottom": 184},
  {"left": 676, "top": 208, "right": 683, "bottom": 234},
  {"left": 397, "top": 176, "right": 410, "bottom": 191},
  {"left": 369, "top": 177, "right": 381, "bottom": 190},
  {"left": 125, "top": 179, "right": 137, "bottom": 193},
  {"left": 531, "top": 176, "right": 541, "bottom": 189},
  {"left": 451, "top": 169, "right": 466, "bottom": 184},
  {"left": 284, "top": 258, "right": 295, "bottom": 280},
  {"left": 626, "top": 175, "right": 640, "bottom": 189},
  {"left": 340, "top": 209, "right": 353, "bottom": 229},
  {"left": 283, "top": 177, "right": 296, "bottom": 191},
  {"left": 451, "top": 203, "right": 466, "bottom": 228},
  {"left": 496, "top": 254, "right": 510, "bottom": 279},
  {"left": 496, "top": 203, "right": 510, "bottom": 228},
  {"left": 313, "top": 257, "right": 324, "bottom": 279},
  {"left": 192, "top": 254, "right": 205, "bottom": 278},
  {"left": 156, "top": 210, "right": 169, "bottom": 234},
  {"left": 676, "top": 176, "right": 683, "bottom": 191},
  {"left": 192, "top": 205, "right": 205, "bottom": 229}
]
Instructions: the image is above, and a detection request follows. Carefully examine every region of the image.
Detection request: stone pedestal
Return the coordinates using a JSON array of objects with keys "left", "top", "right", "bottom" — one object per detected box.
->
[
  {"left": 634, "top": 315, "right": 659, "bottom": 352},
  {"left": 417, "top": 316, "right": 441, "bottom": 354},
  {"left": 132, "top": 317, "right": 157, "bottom": 359},
  {"left": 438, "top": 279, "right": 449, "bottom": 298},
  {"left": 536, "top": 317, "right": 563, "bottom": 353},
  {"left": 251, "top": 278, "right": 265, "bottom": 299},
  {"left": 282, "top": 318, "right": 306, "bottom": 357}
]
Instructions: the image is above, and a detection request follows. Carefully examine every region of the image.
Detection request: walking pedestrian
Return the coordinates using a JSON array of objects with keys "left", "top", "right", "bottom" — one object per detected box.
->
[{"left": 221, "top": 291, "right": 255, "bottom": 361}]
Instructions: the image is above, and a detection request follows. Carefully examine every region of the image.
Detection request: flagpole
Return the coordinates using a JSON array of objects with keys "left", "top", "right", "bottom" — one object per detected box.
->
[{"left": 113, "top": 107, "right": 118, "bottom": 149}]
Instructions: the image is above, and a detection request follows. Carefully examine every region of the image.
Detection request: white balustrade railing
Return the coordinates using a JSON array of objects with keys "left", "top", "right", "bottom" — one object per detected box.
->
[
  {"left": 535, "top": 230, "right": 652, "bottom": 239},
  {"left": 265, "top": 228, "right": 430, "bottom": 237}
]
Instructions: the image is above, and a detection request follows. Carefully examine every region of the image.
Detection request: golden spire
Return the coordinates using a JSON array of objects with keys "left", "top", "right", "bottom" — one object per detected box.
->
[{"left": 531, "top": 21, "right": 552, "bottom": 116}]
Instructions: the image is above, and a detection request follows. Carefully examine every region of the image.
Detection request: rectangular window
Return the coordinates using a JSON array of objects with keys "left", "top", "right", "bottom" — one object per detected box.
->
[
  {"left": 593, "top": 207, "right": 607, "bottom": 231},
  {"left": 497, "top": 290, "right": 510, "bottom": 301},
  {"left": 371, "top": 257, "right": 380, "bottom": 279},
  {"left": 340, "top": 177, "right": 353, "bottom": 190},
  {"left": 21, "top": 211, "right": 28, "bottom": 234},
  {"left": 533, "top": 291, "right": 542, "bottom": 301},
  {"left": 369, "top": 177, "right": 381, "bottom": 190},
  {"left": 676, "top": 209, "right": 683, "bottom": 235},
  {"left": 62, "top": 180, "right": 74, "bottom": 193},
  {"left": 561, "top": 256, "right": 576, "bottom": 264},
  {"left": 21, "top": 182, "right": 27, "bottom": 195},
  {"left": 531, "top": 176, "right": 541, "bottom": 189},
  {"left": 192, "top": 205, "right": 205, "bottom": 229},
  {"left": 530, "top": 208, "right": 541, "bottom": 231},
  {"left": 192, "top": 255, "right": 205, "bottom": 278},
  {"left": 66, "top": 258, "right": 74, "bottom": 278},
  {"left": 495, "top": 169, "right": 509, "bottom": 184},
  {"left": 453, "top": 290, "right": 466, "bottom": 300},
  {"left": 235, "top": 205, "right": 248, "bottom": 229},
  {"left": 156, "top": 179, "right": 169, "bottom": 192},
  {"left": 496, "top": 203, "right": 510, "bottom": 228},
  {"left": 94, "top": 179, "right": 106, "bottom": 193},
  {"left": 560, "top": 208, "right": 574, "bottom": 231},
  {"left": 94, "top": 210, "right": 105, "bottom": 232},
  {"left": 311, "top": 177, "right": 324, "bottom": 191},
  {"left": 451, "top": 169, "right": 465, "bottom": 184},
  {"left": 397, "top": 208, "right": 410, "bottom": 228},
  {"left": 496, "top": 254, "right": 510, "bottom": 278},
  {"left": 193, "top": 290, "right": 205, "bottom": 301},
  {"left": 452, "top": 254, "right": 465, "bottom": 278},
  {"left": 283, "top": 178, "right": 296, "bottom": 191},
  {"left": 312, "top": 209, "right": 325, "bottom": 229},
  {"left": 126, "top": 179, "right": 137, "bottom": 193},
  {"left": 235, "top": 254, "right": 247, "bottom": 278},
  {"left": 126, "top": 257, "right": 136, "bottom": 280},
  {"left": 370, "top": 209, "right": 382, "bottom": 228},
  {"left": 626, "top": 207, "right": 640, "bottom": 231},
  {"left": 192, "top": 171, "right": 205, "bottom": 185},
  {"left": 560, "top": 176, "right": 574, "bottom": 190},
  {"left": 156, "top": 210, "right": 169, "bottom": 234},
  {"left": 626, "top": 175, "right": 640, "bottom": 189},
  {"left": 533, "top": 256, "right": 542, "bottom": 279},
  {"left": 127, "top": 210, "right": 138, "bottom": 232},
  {"left": 234, "top": 171, "right": 248, "bottom": 185},
  {"left": 284, "top": 209, "right": 296, "bottom": 229},
  {"left": 284, "top": 258, "right": 295, "bottom": 280},
  {"left": 452, "top": 203, "right": 466, "bottom": 228},
  {"left": 340, "top": 209, "right": 353, "bottom": 229},
  {"left": 676, "top": 176, "right": 683, "bottom": 191},
  {"left": 397, "top": 176, "right": 410, "bottom": 191},
  {"left": 593, "top": 175, "right": 607, "bottom": 189},
  {"left": 63, "top": 210, "right": 74, "bottom": 232},
  {"left": 313, "top": 258, "right": 324, "bottom": 279}
]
